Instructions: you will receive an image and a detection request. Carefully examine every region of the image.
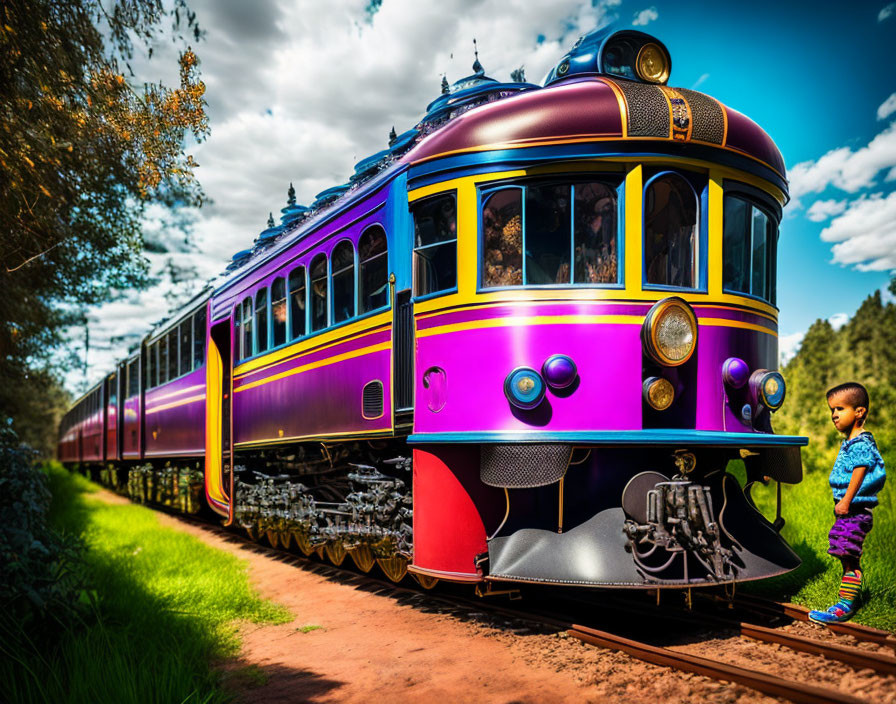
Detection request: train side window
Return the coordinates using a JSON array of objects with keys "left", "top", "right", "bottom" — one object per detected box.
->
[
  {"left": 482, "top": 188, "right": 522, "bottom": 287},
  {"left": 644, "top": 173, "right": 698, "bottom": 289},
  {"left": 128, "top": 359, "right": 139, "bottom": 397},
  {"left": 179, "top": 319, "right": 191, "bottom": 376},
  {"left": 108, "top": 373, "right": 117, "bottom": 409},
  {"left": 412, "top": 193, "right": 457, "bottom": 297},
  {"left": 241, "top": 297, "right": 253, "bottom": 359},
  {"left": 722, "top": 193, "right": 777, "bottom": 304},
  {"left": 331, "top": 240, "right": 355, "bottom": 324},
  {"left": 255, "top": 288, "right": 269, "bottom": 354},
  {"left": 145, "top": 345, "right": 153, "bottom": 389},
  {"left": 167, "top": 330, "right": 178, "bottom": 380},
  {"left": 271, "top": 277, "right": 287, "bottom": 347},
  {"left": 289, "top": 266, "right": 307, "bottom": 339},
  {"left": 310, "top": 253, "right": 328, "bottom": 331},
  {"left": 193, "top": 307, "right": 206, "bottom": 370},
  {"left": 359, "top": 226, "right": 388, "bottom": 313},
  {"left": 159, "top": 337, "right": 168, "bottom": 385}
]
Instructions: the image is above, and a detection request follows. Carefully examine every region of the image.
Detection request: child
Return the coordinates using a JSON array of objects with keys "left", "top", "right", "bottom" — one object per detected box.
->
[{"left": 809, "top": 382, "right": 886, "bottom": 624}]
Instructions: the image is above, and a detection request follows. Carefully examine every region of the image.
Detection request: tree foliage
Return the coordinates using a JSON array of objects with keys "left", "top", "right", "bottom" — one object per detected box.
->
[
  {"left": 0, "top": 0, "right": 208, "bottom": 450},
  {"left": 776, "top": 283, "right": 896, "bottom": 473}
]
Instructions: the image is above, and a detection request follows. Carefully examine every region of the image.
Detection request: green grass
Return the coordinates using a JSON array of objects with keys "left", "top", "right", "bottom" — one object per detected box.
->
[
  {"left": 731, "top": 461, "right": 896, "bottom": 631},
  {"left": 1, "top": 463, "right": 290, "bottom": 704}
]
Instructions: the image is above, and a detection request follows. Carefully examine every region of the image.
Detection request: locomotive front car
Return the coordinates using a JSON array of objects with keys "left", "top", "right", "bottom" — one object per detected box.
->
[{"left": 406, "top": 28, "right": 806, "bottom": 588}]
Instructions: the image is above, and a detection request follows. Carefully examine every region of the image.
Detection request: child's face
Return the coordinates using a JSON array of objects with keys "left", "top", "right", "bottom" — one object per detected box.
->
[{"left": 828, "top": 391, "right": 863, "bottom": 433}]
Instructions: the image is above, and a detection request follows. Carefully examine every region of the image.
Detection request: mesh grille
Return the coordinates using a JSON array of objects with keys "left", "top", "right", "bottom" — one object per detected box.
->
[
  {"left": 676, "top": 88, "right": 725, "bottom": 144},
  {"left": 362, "top": 381, "right": 384, "bottom": 418},
  {"left": 612, "top": 80, "right": 670, "bottom": 137},
  {"left": 480, "top": 444, "right": 572, "bottom": 488}
]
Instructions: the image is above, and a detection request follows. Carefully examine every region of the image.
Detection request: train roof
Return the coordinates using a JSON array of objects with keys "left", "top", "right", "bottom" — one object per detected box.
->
[{"left": 216, "top": 26, "right": 788, "bottom": 291}]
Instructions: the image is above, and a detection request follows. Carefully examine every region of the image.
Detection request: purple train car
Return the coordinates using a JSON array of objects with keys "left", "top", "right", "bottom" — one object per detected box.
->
[{"left": 59, "top": 27, "right": 806, "bottom": 590}]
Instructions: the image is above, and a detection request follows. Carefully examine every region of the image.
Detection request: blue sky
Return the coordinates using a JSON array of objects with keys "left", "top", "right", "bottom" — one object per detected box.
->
[
  {"left": 640, "top": 1, "right": 896, "bottom": 352},
  {"left": 70, "top": 0, "right": 896, "bottom": 390}
]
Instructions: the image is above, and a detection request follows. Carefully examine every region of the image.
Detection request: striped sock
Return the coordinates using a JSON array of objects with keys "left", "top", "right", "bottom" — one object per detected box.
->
[{"left": 838, "top": 570, "right": 862, "bottom": 607}]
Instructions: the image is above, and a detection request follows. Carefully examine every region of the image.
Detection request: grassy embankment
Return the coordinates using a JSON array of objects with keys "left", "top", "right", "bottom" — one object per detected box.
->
[
  {"left": 735, "top": 459, "right": 895, "bottom": 631},
  {"left": 2, "top": 463, "right": 290, "bottom": 704}
]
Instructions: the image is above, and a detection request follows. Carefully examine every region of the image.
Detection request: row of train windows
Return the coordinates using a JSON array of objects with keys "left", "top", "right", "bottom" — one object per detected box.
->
[
  {"left": 67, "top": 387, "right": 103, "bottom": 428},
  {"left": 411, "top": 173, "right": 778, "bottom": 305},
  {"left": 145, "top": 307, "right": 207, "bottom": 389},
  {"left": 235, "top": 227, "right": 388, "bottom": 362}
]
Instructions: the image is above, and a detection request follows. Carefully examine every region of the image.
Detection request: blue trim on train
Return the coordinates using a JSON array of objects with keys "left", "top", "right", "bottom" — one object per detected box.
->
[
  {"left": 407, "top": 430, "right": 809, "bottom": 446},
  {"left": 407, "top": 142, "right": 788, "bottom": 195}
]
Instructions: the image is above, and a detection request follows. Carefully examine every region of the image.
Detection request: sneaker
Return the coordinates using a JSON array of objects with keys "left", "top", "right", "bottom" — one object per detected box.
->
[{"left": 808, "top": 602, "right": 855, "bottom": 624}]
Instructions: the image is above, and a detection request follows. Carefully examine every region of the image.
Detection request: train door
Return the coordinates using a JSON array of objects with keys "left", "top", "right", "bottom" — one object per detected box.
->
[
  {"left": 205, "top": 314, "right": 233, "bottom": 520},
  {"left": 392, "top": 286, "right": 414, "bottom": 428}
]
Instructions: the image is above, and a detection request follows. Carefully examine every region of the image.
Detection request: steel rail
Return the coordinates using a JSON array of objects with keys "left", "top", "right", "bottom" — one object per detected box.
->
[
  {"left": 591, "top": 593, "right": 896, "bottom": 678},
  {"left": 129, "top": 493, "right": 892, "bottom": 703},
  {"left": 733, "top": 594, "right": 896, "bottom": 651},
  {"left": 569, "top": 623, "right": 869, "bottom": 704}
]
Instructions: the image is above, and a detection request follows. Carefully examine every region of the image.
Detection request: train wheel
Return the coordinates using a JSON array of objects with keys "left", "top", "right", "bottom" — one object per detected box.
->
[
  {"left": 266, "top": 530, "right": 280, "bottom": 548},
  {"left": 245, "top": 525, "right": 258, "bottom": 542},
  {"left": 377, "top": 556, "right": 408, "bottom": 583},
  {"left": 348, "top": 545, "right": 375, "bottom": 573},
  {"left": 325, "top": 541, "right": 346, "bottom": 566},
  {"left": 412, "top": 572, "right": 439, "bottom": 590},
  {"left": 278, "top": 532, "right": 291, "bottom": 549},
  {"left": 292, "top": 532, "right": 314, "bottom": 556}
]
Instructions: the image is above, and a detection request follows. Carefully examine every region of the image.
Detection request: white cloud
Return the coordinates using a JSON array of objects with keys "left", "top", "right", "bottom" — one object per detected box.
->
[
  {"left": 778, "top": 331, "right": 804, "bottom": 367},
  {"left": 788, "top": 121, "right": 896, "bottom": 204},
  {"left": 878, "top": 92, "right": 896, "bottom": 120},
  {"left": 819, "top": 191, "right": 896, "bottom": 271},
  {"left": 67, "top": 0, "right": 623, "bottom": 393},
  {"left": 879, "top": 3, "right": 896, "bottom": 21},
  {"left": 632, "top": 6, "right": 658, "bottom": 26},
  {"left": 690, "top": 72, "right": 709, "bottom": 90},
  {"left": 828, "top": 312, "right": 849, "bottom": 330},
  {"left": 779, "top": 311, "right": 851, "bottom": 366},
  {"left": 806, "top": 198, "right": 847, "bottom": 222}
]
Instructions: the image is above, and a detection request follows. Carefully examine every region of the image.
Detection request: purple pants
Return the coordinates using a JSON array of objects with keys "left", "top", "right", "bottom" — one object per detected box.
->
[{"left": 828, "top": 509, "right": 873, "bottom": 558}]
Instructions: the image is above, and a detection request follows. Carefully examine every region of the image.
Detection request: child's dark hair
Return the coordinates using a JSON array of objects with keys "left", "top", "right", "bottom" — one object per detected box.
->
[{"left": 826, "top": 382, "right": 870, "bottom": 413}]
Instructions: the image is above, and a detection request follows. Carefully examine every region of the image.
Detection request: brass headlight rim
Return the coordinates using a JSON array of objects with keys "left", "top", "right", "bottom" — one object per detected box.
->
[
  {"left": 644, "top": 376, "right": 675, "bottom": 411},
  {"left": 644, "top": 297, "right": 698, "bottom": 367},
  {"left": 635, "top": 42, "right": 671, "bottom": 85}
]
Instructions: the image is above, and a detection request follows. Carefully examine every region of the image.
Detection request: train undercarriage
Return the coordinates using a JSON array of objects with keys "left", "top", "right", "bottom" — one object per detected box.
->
[{"left": 83, "top": 439, "right": 801, "bottom": 591}]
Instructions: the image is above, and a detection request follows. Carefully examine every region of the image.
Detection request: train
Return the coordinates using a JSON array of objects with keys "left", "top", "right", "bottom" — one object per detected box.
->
[{"left": 58, "top": 26, "right": 807, "bottom": 591}]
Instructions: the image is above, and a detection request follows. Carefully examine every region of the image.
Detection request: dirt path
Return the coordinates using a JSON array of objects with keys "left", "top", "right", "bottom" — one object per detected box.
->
[{"left": 93, "top": 490, "right": 893, "bottom": 703}]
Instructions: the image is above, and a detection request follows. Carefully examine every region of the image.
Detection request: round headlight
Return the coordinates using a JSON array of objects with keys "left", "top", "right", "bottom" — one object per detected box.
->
[
  {"left": 643, "top": 376, "right": 674, "bottom": 411},
  {"left": 635, "top": 42, "right": 670, "bottom": 85},
  {"left": 750, "top": 370, "right": 786, "bottom": 411},
  {"left": 722, "top": 357, "right": 750, "bottom": 389},
  {"left": 642, "top": 298, "right": 697, "bottom": 366},
  {"left": 504, "top": 367, "right": 546, "bottom": 410}
]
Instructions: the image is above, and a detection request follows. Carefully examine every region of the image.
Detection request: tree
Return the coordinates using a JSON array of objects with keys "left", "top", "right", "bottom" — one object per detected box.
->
[{"left": 0, "top": 1, "right": 209, "bottom": 451}]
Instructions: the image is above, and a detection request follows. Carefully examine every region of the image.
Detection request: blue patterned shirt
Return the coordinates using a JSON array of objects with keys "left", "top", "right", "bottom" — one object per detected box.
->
[{"left": 829, "top": 432, "right": 886, "bottom": 507}]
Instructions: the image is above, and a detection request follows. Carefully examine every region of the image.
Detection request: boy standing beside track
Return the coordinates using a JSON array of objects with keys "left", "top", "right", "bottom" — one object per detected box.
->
[{"left": 809, "top": 382, "right": 886, "bottom": 624}]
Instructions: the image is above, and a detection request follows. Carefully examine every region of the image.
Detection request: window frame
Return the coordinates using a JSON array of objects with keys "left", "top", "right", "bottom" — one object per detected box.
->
[
  {"left": 310, "top": 252, "right": 330, "bottom": 332},
  {"left": 721, "top": 181, "right": 781, "bottom": 307},
  {"left": 412, "top": 191, "right": 458, "bottom": 302},
  {"left": 641, "top": 169, "right": 705, "bottom": 294},
  {"left": 330, "top": 238, "right": 357, "bottom": 325},
  {"left": 288, "top": 265, "right": 308, "bottom": 342},
  {"left": 358, "top": 224, "right": 390, "bottom": 315},
  {"left": 477, "top": 176, "right": 624, "bottom": 291}
]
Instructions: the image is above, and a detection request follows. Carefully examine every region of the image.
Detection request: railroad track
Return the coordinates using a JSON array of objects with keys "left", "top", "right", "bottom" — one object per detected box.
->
[{"left": 130, "top": 490, "right": 896, "bottom": 704}]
